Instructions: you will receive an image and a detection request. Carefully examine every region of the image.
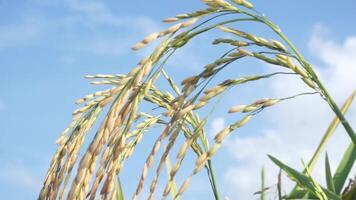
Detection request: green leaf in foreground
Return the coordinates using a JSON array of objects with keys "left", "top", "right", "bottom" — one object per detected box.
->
[
  {"left": 333, "top": 143, "right": 356, "bottom": 194},
  {"left": 307, "top": 92, "right": 355, "bottom": 171},
  {"left": 289, "top": 91, "right": 355, "bottom": 198},
  {"left": 325, "top": 153, "right": 336, "bottom": 193},
  {"left": 268, "top": 155, "right": 341, "bottom": 200}
]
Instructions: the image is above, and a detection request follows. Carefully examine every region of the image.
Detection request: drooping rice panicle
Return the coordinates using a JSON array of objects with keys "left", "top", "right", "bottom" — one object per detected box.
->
[{"left": 39, "top": 1, "right": 355, "bottom": 200}]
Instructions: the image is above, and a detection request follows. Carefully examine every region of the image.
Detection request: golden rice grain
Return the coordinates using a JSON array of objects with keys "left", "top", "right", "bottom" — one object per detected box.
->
[
  {"left": 262, "top": 99, "right": 280, "bottom": 107},
  {"left": 131, "top": 42, "right": 146, "bottom": 51},
  {"left": 163, "top": 17, "right": 179, "bottom": 23},
  {"left": 182, "top": 17, "right": 199, "bottom": 27},
  {"left": 214, "top": 127, "right": 231, "bottom": 143},
  {"left": 177, "top": 176, "right": 192, "bottom": 195},
  {"left": 242, "top": 105, "right": 258, "bottom": 112},
  {"left": 228, "top": 105, "right": 246, "bottom": 113},
  {"left": 142, "top": 32, "right": 160, "bottom": 44},
  {"left": 271, "top": 39, "right": 287, "bottom": 51}
]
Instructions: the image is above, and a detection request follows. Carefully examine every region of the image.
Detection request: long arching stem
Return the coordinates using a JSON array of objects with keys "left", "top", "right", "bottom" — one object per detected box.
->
[
  {"left": 269, "top": 21, "right": 356, "bottom": 146},
  {"left": 235, "top": 9, "right": 356, "bottom": 145}
]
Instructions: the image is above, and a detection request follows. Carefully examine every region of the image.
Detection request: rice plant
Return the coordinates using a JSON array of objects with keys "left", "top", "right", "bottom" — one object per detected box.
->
[{"left": 39, "top": 0, "right": 355, "bottom": 199}]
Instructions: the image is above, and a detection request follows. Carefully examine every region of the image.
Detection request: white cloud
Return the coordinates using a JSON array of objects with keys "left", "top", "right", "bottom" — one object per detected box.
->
[
  {"left": 0, "top": 160, "right": 41, "bottom": 191},
  {"left": 64, "top": 0, "right": 123, "bottom": 26},
  {"left": 81, "top": 16, "right": 162, "bottom": 56},
  {"left": 0, "top": 0, "right": 161, "bottom": 57},
  {"left": 0, "top": 0, "right": 209, "bottom": 71},
  {"left": 209, "top": 117, "right": 226, "bottom": 138},
  {"left": 222, "top": 24, "right": 356, "bottom": 199}
]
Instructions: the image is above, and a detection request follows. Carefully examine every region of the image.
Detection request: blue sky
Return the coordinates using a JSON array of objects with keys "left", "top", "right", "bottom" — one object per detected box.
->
[{"left": 0, "top": 0, "right": 355, "bottom": 199}]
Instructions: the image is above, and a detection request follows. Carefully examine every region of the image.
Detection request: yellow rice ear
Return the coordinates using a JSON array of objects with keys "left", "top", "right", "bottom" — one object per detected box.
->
[{"left": 163, "top": 17, "right": 179, "bottom": 23}]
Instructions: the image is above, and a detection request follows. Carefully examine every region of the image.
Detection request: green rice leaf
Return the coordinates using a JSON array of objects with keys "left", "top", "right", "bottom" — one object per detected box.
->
[
  {"left": 333, "top": 143, "right": 356, "bottom": 194},
  {"left": 268, "top": 155, "right": 341, "bottom": 200},
  {"left": 325, "top": 153, "right": 336, "bottom": 193},
  {"left": 289, "top": 92, "right": 355, "bottom": 198},
  {"left": 306, "top": 92, "right": 354, "bottom": 172}
]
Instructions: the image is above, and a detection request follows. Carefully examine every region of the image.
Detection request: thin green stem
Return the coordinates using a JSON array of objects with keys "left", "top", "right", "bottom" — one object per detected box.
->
[
  {"left": 277, "top": 169, "right": 282, "bottom": 200},
  {"left": 236, "top": 9, "right": 356, "bottom": 145},
  {"left": 207, "top": 160, "right": 220, "bottom": 200},
  {"left": 261, "top": 166, "right": 266, "bottom": 200},
  {"left": 271, "top": 25, "right": 356, "bottom": 146},
  {"left": 279, "top": 92, "right": 318, "bottom": 101}
]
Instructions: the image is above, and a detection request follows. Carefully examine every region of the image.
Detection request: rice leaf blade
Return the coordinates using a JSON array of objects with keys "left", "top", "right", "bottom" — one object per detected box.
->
[
  {"left": 289, "top": 92, "right": 355, "bottom": 197},
  {"left": 306, "top": 92, "right": 355, "bottom": 171},
  {"left": 325, "top": 153, "right": 336, "bottom": 193},
  {"left": 333, "top": 142, "right": 356, "bottom": 194},
  {"left": 268, "top": 155, "right": 341, "bottom": 200}
]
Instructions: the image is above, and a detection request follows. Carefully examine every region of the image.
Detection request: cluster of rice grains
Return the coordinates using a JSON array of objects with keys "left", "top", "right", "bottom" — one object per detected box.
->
[{"left": 39, "top": 0, "right": 333, "bottom": 199}]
